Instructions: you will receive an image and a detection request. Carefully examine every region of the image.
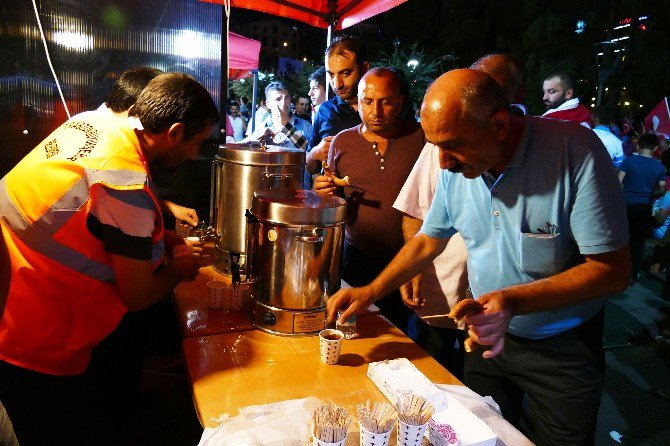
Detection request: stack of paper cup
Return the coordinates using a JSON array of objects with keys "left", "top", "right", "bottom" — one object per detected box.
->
[
  {"left": 359, "top": 422, "right": 392, "bottom": 446},
  {"left": 397, "top": 419, "right": 428, "bottom": 446},
  {"left": 319, "top": 329, "right": 344, "bottom": 365},
  {"left": 207, "top": 280, "right": 227, "bottom": 309}
]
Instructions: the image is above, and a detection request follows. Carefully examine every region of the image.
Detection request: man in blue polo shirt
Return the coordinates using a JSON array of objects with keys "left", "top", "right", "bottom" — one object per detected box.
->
[
  {"left": 326, "top": 69, "right": 630, "bottom": 445},
  {"left": 305, "top": 36, "right": 369, "bottom": 182}
]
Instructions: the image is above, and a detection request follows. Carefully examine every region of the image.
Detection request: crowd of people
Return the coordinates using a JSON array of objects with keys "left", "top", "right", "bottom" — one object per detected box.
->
[{"left": 1, "top": 31, "right": 668, "bottom": 446}]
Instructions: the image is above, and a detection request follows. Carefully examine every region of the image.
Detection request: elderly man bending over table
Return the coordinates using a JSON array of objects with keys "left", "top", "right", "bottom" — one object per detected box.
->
[{"left": 327, "top": 69, "right": 630, "bottom": 446}]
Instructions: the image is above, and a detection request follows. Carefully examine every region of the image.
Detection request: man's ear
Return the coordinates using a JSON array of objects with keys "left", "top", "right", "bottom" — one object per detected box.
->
[
  {"left": 361, "top": 61, "right": 370, "bottom": 74},
  {"left": 565, "top": 88, "right": 574, "bottom": 100},
  {"left": 166, "top": 123, "right": 185, "bottom": 144},
  {"left": 491, "top": 109, "right": 511, "bottom": 140}
]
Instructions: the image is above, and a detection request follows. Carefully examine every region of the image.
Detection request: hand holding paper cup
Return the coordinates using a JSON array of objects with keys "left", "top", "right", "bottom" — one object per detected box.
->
[{"left": 319, "top": 329, "right": 344, "bottom": 365}]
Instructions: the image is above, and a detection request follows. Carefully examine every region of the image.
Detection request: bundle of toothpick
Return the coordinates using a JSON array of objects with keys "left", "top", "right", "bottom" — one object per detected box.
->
[
  {"left": 396, "top": 394, "right": 435, "bottom": 426},
  {"left": 312, "top": 404, "right": 351, "bottom": 443},
  {"left": 356, "top": 400, "right": 396, "bottom": 433}
]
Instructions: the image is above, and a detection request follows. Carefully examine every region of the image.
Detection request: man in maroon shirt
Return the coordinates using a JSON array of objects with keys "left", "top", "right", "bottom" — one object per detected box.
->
[{"left": 314, "top": 67, "right": 424, "bottom": 332}]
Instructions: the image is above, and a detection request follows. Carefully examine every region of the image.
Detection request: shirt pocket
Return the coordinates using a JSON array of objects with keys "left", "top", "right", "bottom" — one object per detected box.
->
[{"left": 519, "top": 232, "right": 561, "bottom": 278}]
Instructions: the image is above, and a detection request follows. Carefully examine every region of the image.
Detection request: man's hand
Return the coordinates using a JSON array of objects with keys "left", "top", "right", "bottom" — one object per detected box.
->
[
  {"left": 164, "top": 201, "right": 199, "bottom": 226},
  {"left": 313, "top": 175, "right": 336, "bottom": 196},
  {"left": 271, "top": 102, "right": 290, "bottom": 129},
  {"left": 167, "top": 254, "right": 200, "bottom": 283},
  {"left": 462, "top": 290, "right": 513, "bottom": 359},
  {"left": 306, "top": 136, "right": 334, "bottom": 173},
  {"left": 326, "top": 285, "right": 378, "bottom": 325},
  {"left": 400, "top": 274, "right": 423, "bottom": 310}
]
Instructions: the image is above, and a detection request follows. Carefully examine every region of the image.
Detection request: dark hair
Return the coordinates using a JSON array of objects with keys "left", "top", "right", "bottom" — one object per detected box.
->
[
  {"left": 545, "top": 72, "right": 574, "bottom": 91},
  {"left": 325, "top": 35, "right": 367, "bottom": 66},
  {"left": 131, "top": 73, "right": 220, "bottom": 139},
  {"left": 230, "top": 101, "right": 240, "bottom": 108},
  {"left": 297, "top": 94, "right": 311, "bottom": 102},
  {"left": 264, "top": 81, "right": 289, "bottom": 101},
  {"left": 638, "top": 133, "right": 660, "bottom": 150},
  {"left": 470, "top": 54, "right": 525, "bottom": 104},
  {"left": 105, "top": 66, "right": 163, "bottom": 113},
  {"left": 308, "top": 67, "right": 326, "bottom": 87}
]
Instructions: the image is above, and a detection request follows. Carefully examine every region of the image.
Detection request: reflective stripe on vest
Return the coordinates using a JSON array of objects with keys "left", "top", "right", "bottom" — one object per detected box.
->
[{"left": 0, "top": 166, "right": 150, "bottom": 284}]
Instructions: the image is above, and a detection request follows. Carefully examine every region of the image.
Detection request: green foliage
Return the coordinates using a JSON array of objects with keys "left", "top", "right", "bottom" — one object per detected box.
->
[
  {"left": 373, "top": 43, "right": 440, "bottom": 111},
  {"left": 228, "top": 61, "right": 321, "bottom": 107}
]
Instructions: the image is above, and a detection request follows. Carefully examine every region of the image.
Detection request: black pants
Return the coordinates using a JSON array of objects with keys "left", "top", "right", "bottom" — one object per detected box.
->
[
  {"left": 627, "top": 203, "right": 653, "bottom": 279},
  {"left": 342, "top": 241, "right": 411, "bottom": 334},
  {"left": 0, "top": 360, "right": 86, "bottom": 446},
  {"left": 465, "top": 311, "right": 605, "bottom": 446},
  {"left": 407, "top": 313, "right": 466, "bottom": 382}
]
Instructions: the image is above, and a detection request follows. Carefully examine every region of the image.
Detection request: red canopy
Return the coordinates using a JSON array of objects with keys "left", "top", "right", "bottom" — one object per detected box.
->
[
  {"left": 202, "top": 0, "right": 408, "bottom": 30},
  {"left": 228, "top": 31, "right": 261, "bottom": 80}
]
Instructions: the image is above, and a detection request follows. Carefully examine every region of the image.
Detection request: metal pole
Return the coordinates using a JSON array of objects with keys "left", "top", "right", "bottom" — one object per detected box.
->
[
  {"left": 220, "top": 8, "right": 229, "bottom": 141},
  {"left": 251, "top": 70, "right": 258, "bottom": 134},
  {"left": 325, "top": 23, "right": 333, "bottom": 101}
]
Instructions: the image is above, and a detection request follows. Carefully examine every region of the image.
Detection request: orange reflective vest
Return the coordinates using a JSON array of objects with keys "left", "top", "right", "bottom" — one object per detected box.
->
[{"left": 0, "top": 112, "right": 164, "bottom": 375}]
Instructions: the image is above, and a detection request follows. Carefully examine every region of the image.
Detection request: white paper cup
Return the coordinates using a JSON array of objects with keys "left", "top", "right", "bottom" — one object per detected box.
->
[
  {"left": 319, "top": 329, "right": 344, "bottom": 365},
  {"left": 397, "top": 419, "right": 428, "bottom": 446},
  {"left": 359, "top": 422, "right": 392, "bottom": 446},
  {"left": 184, "top": 236, "right": 201, "bottom": 246},
  {"left": 229, "top": 287, "right": 245, "bottom": 311},
  {"left": 312, "top": 431, "right": 346, "bottom": 446},
  {"left": 207, "top": 280, "right": 227, "bottom": 309}
]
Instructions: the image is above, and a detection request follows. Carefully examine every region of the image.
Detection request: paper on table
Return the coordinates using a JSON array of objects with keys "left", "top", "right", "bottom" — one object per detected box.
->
[
  {"left": 435, "top": 385, "right": 534, "bottom": 446},
  {"left": 198, "top": 397, "right": 323, "bottom": 446}
]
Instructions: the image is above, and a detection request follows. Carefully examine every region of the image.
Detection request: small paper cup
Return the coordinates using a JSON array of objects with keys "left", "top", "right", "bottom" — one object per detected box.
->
[
  {"left": 359, "top": 422, "right": 392, "bottom": 446},
  {"left": 397, "top": 419, "right": 428, "bottom": 446},
  {"left": 184, "top": 236, "right": 201, "bottom": 246},
  {"left": 319, "top": 329, "right": 344, "bottom": 365},
  {"left": 207, "top": 280, "right": 227, "bottom": 309},
  {"left": 312, "top": 431, "right": 346, "bottom": 446},
  {"left": 229, "top": 287, "right": 245, "bottom": 311}
]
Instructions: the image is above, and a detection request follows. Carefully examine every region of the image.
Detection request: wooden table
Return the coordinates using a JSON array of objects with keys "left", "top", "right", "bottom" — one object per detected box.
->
[
  {"left": 182, "top": 314, "right": 462, "bottom": 434},
  {"left": 174, "top": 266, "right": 380, "bottom": 338}
]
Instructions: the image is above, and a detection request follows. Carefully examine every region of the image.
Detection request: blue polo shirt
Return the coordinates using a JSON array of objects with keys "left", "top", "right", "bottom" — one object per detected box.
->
[
  {"left": 309, "top": 95, "right": 362, "bottom": 150},
  {"left": 422, "top": 116, "right": 628, "bottom": 339},
  {"left": 618, "top": 155, "right": 665, "bottom": 205}
]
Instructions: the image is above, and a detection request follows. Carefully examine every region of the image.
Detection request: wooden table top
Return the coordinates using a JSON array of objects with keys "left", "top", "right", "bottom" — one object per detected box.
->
[
  {"left": 173, "top": 266, "right": 380, "bottom": 338},
  {"left": 182, "top": 314, "right": 462, "bottom": 437}
]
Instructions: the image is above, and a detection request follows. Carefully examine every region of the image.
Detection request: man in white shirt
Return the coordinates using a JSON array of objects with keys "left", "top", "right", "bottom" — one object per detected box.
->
[{"left": 228, "top": 101, "right": 247, "bottom": 141}]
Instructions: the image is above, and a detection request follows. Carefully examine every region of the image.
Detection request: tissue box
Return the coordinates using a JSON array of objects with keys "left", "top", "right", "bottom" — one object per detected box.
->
[{"left": 367, "top": 358, "right": 496, "bottom": 446}]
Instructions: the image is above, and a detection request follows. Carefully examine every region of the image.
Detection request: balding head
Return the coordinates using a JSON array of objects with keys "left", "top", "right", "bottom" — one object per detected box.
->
[
  {"left": 420, "top": 69, "right": 518, "bottom": 178},
  {"left": 421, "top": 68, "right": 507, "bottom": 133},
  {"left": 358, "top": 67, "right": 404, "bottom": 137},
  {"left": 470, "top": 54, "right": 525, "bottom": 104}
]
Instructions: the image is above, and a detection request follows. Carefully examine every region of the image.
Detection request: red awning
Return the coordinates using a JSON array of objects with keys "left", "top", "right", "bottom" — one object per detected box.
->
[
  {"left": 201, "top": 0, "right": 408, "bottom": 30},
  {"left": 228, "top": 31, "right": 261, "bottom": 80}
]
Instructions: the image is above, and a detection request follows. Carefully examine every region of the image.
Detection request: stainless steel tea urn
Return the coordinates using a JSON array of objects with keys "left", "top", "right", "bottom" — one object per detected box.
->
[
  {"left": 210, "top": 143, "right": 305, "bottom": 278},
  {"left": 246, "top": 189, "right": 347, "bottom": 335}
]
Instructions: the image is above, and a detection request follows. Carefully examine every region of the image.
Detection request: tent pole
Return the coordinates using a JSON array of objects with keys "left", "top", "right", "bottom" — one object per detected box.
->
[
  {"left": 325, "top": 23, "right": 333, "bottom": 101},
  {"left": 251, "top": 70, "right": 258, "bottom": 134},
  {"left": 220, "top": 8, "right": 229, "bottom": 141}
]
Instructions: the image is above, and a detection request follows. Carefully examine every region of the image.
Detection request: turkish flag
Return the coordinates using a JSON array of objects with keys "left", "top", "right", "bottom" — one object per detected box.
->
[{"left": 645, "top": 97, "right": 670, "bottom": 139}]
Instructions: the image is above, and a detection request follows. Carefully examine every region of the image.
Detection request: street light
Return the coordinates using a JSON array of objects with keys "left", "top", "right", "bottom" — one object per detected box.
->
[{"left": 407, "top": 59, "right": 419, "bottom": 71}]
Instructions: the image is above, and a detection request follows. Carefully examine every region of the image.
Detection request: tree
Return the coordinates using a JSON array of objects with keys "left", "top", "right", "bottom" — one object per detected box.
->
[{"left": 374, "top": 42, "right": 440, "bottom": 113}]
